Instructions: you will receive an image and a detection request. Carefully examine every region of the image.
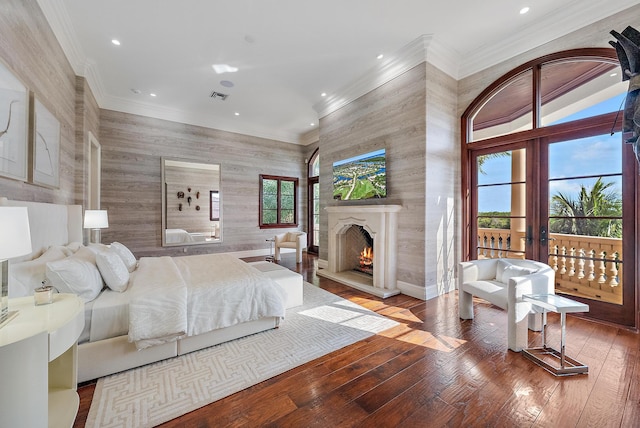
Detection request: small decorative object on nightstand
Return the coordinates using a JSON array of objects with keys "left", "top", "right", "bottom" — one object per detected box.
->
[
  {"left": 0, "top": 206, "right": 32, "bottom": 327},
  {"left": 34, "top": 283, "right": 53, "bottom": 305}
]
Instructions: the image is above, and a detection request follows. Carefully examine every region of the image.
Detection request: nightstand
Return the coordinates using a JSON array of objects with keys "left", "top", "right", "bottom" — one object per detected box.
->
[{"left": 0, "top": 293, "right": 84, "bottom": 427}]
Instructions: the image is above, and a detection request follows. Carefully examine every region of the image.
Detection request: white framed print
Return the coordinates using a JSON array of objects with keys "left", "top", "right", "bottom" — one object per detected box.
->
[
  {"left": 0, "top": 60, "right": 28, "bottom": 181},
  {"left": 31, "top": 98, "right": 60, "bottom": 188}
]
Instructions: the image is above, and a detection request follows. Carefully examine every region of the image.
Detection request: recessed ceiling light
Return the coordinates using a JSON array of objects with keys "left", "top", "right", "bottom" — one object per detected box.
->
[
  {"left": 150, "top": 93, "right": 157, "bottom": 97},
  {"left": 520, "top": 7, "right": 530, "bottom": 14},
  {"left": 212, "top": 64, "right": 239, "bottom": 74},
  {"left": 220, "top": 80, "right": 234, "bottom": 88},
  {"left": 111, "top": 39, "right": 121, "bottom": 46},
  {"left": 234, "top": 112, "right": 240, "bottom": 116},
  {"left": 377, "top": 54, "right": 384, "bottom": 60},
  {"left": 321, "top": 92, "right": 327, "bottom": 97}
]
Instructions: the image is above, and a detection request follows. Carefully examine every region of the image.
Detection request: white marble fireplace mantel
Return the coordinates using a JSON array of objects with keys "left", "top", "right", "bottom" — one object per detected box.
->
[{"left": 319, "top": 204, "right": 402, "bottom": 298}]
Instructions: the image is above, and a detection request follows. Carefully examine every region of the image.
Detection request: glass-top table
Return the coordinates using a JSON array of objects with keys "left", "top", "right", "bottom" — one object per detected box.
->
[{"left": 521, "top": 294, "right": 589, "bottom": 376}]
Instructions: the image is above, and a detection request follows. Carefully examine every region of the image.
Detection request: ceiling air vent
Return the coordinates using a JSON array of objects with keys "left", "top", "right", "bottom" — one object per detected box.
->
[{"left": 210, "top": 91, "right": 229, "bottom": 100}]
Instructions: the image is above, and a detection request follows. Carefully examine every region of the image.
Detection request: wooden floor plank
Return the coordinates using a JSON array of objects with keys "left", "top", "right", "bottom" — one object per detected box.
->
[{"left": 73, "top": 253, "right": 639, "bottom": 428}]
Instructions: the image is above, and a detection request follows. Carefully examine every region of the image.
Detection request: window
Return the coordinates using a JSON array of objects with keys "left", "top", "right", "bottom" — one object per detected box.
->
[
  {"left": 259, "top": 175, "right": 298, "bottom": 228},
  {"left": 209, "top": 190, "right": 220, "bottom": 221}
]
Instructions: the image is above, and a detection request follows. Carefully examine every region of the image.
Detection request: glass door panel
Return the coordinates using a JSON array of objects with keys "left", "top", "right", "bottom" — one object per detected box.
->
[
  {"left": 546, "top": 133, "right": 623, "bottom": 306},
  {"left": 475, "top": 148, "right": 527, "bottom": 260}
]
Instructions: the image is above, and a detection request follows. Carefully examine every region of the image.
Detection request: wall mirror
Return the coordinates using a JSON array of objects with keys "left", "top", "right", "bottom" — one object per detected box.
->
[{"left": 161, "top": 158, "right": 222, "bottom": 246}]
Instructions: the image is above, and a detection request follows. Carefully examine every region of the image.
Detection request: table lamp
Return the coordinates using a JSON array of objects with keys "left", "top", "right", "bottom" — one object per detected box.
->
[
  {"left": 84, "top": 209, "right": 109, "bottom": 244},
  {"left": 0, "top": 207, "right": 32, "bottom": 327}
]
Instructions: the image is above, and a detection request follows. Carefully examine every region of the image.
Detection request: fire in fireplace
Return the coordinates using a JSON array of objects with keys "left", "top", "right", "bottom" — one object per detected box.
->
[{"left": 357, "top": 246, "right": 373, "bottom": 275}]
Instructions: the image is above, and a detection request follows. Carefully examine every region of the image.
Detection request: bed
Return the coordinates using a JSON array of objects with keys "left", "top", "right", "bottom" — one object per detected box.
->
[
  {"left": 0, "top": 197, "right": 301, "bottom": 383},
  {"left": 165, "top": 228, "right": 208, "bottom": 244}
]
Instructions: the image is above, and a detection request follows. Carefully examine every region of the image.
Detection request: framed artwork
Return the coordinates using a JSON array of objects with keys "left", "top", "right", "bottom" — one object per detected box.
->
[
  {"left": 0, "top": 60, "right": 28, "bottom": 181},
  {"left": 31, "top": 97, "right": 60, "bottom": 188}
]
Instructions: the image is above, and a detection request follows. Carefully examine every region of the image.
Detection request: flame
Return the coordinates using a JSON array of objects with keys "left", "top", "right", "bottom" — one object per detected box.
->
[{"left": 360, "top": 246, "right": 373, "bottom": 266}]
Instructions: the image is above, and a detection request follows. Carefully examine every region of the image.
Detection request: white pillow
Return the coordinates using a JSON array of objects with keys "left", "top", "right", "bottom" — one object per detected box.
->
[
  {"left": 86, "top": 243, "right": 110, "bottom": 254},
  {"left": 8, "top": 246, "right": 69, "bottom": 298},
  {"left": 501, "top": 265, "right": 538, "bottom": 284},
  {"left": 495, "top": 259, "right": 512, "bottom": 281},
  {"left": 110, "top": 242, "right": 137, "bottom": 272},
  {"left": 46, "top": 258, "right": 104, "bottom": 302},
  {"left": 96, "top": 249, "right": 130, "bottom": 292},
  {"left": 65, "top": 241, "right": 83, "bottom": 253}
]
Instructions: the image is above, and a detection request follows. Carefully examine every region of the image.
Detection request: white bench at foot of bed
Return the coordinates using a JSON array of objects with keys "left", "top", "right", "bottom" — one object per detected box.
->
[{"left": 248, "top": 261, "right": 304, "bottom": 308}]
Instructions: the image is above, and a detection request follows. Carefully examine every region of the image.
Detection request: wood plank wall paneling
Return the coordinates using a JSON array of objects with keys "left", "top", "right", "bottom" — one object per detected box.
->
[
  {"left": 0, "top": 0, "right": 78, "bottom": 204},
  {"left": 319, "top": 65, "right": 430, "bottom": 292},
  {"left": 99, "top": 110, "right": 306, "bottom": 257},
  {"left": 74, "top": 76, "right": 100, "bottom": 210},
  {"left": 424, "top": 63, "right": 459, "bottom": 295}
]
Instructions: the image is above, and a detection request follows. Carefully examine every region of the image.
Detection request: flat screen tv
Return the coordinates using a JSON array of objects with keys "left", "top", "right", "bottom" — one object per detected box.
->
[{"left": 333, "top": 148, "right": 386, "bottom": 200}]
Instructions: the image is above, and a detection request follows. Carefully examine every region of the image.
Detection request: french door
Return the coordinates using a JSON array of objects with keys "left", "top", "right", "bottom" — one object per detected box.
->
[{"left": 470, "top": 126, "right": 635, "bottom": 326}]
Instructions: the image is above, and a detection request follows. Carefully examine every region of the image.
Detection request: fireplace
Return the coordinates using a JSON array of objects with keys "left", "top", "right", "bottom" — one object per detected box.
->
[
  {"left": 346, "top": 225, "right": 374, "bottom": 275},
  {"left": 318, "top": 205, "right": 402, "bottom": 298}
]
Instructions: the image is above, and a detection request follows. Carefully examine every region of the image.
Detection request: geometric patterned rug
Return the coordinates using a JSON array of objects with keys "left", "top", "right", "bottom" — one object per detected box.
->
[{"left": 85, "top": 283, "right": 399, "bottom": 427}]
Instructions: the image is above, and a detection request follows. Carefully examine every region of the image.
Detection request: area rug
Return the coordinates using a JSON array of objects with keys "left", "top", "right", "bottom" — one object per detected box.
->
[{"left": 85, "top": 283, "right": 399, "bottom": 427}]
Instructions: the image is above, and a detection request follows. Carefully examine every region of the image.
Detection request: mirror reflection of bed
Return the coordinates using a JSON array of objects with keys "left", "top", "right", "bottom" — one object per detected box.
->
[{"left": 161, "top": 158, "right": 221, "bottom": 246}]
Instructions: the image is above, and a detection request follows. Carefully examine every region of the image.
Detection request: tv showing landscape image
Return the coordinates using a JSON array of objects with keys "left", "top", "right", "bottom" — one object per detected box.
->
[{"left": 333, "top": 149, "right": 386, "bottom": 200}]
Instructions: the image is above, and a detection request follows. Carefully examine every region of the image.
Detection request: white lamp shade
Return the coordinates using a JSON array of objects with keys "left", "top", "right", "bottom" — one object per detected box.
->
[
  {"left": 84, "top": 210, "right": 109, "bottom": 229},
  {"left": 0, "top": 207, "right": 32, "bottom": 260}
]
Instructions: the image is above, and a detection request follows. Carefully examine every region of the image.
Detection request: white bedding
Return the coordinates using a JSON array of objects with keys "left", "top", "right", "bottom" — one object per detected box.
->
[
  {"left": 127, "top": 254, "right": 286, "bottom": 350},
  {"left": 89, "top": 288, "right": 132, "bottom": 342},
  {"left": 165, "top": 228, "right": 194, "bottom": 243},
  {"left": 175, "top": 254, "right": 287, "bottom": 335}
]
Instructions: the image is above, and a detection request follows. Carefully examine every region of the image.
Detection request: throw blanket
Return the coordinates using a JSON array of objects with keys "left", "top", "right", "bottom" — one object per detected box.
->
[{"left": 128, "top": 254, "right": 287, "bottom": 350}]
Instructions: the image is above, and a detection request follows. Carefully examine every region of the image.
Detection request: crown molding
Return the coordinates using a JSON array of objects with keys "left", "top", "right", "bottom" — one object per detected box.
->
[
  {"left": 101, "top": 95, "right": 302, "bottom": 144},
  {"left": 313, "top": 34, "right": 461, "bottom": 119},
  {"left": 459, "top": 0, "right": 640, "bottom": 78},
  {"left": 36, "top": 0, "right": 107, "bottom": 105},
  {"left": 36, "top": 1, "right": 82, "bottom": 75}
]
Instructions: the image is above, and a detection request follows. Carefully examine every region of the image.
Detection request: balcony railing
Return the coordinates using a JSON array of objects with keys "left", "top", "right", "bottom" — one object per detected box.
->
[{"left": 477, "top": 228, "right": 622, "bottom": 305}]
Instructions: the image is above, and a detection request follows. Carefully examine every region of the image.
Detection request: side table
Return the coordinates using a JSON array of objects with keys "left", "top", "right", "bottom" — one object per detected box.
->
[
  {"left": 265, "top": 238, "right": 275, "bottom": 262},
  {"left": 522, "top": 294, "right": 589, "bottom": 376},
  {"left": 0, "top": 293, "right": 84, "bottom": 427}
]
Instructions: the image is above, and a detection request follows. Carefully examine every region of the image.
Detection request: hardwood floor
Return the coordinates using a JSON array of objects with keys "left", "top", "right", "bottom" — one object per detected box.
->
[{"left": 74, "top": 253, "right": 640, "bottom": 427}]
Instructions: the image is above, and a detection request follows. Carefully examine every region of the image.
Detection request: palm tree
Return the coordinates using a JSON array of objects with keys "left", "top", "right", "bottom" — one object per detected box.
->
[{"left": 549, "top": 178, "right": 622, "bottom": 238}]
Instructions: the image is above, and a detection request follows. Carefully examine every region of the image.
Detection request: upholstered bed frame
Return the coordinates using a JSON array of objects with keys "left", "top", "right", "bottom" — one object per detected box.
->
[{"left": 0, "top": 197, "right": 281, "bottom": 382}]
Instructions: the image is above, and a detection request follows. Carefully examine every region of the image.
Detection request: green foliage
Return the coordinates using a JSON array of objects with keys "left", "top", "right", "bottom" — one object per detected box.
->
[
  {"left": 477, "top": 212, "right": 511, "bottom": 229},
  {"left": 549, "top": 178, "right": 622, "bottom": 238}
]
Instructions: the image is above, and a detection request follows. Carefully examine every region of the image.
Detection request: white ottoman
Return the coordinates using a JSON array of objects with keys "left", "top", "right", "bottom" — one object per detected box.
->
[{"left": 248, "top": 261, "right": 304, "bottom": 308}]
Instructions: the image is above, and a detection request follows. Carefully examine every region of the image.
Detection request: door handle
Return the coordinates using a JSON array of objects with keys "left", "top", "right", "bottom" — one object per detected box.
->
[{"left": 540, "top": 225, "right": 548, "bottom": 246}]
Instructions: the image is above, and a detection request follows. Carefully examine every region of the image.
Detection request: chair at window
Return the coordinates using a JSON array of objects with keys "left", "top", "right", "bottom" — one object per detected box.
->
[{"left": 274, "top": 232, "right": 307, "bottom": 263}]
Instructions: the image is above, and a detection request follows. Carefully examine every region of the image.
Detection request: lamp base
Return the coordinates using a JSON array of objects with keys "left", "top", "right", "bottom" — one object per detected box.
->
[{"left": 0, "top": 310, "right": 18, "bottom": 329}]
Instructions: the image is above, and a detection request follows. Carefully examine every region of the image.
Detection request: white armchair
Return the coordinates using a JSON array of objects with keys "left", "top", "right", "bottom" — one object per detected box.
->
[
  {"left": 274, "top": 231, "right": 307, "bottom": 263},
  {"left": 458, "top": 258, "right": 555, "bottom": 352}
]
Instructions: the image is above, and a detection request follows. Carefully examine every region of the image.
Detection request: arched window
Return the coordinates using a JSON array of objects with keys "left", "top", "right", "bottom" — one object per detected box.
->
[{"left": 461, "top": 48, "right": 635, "bottom": 327}]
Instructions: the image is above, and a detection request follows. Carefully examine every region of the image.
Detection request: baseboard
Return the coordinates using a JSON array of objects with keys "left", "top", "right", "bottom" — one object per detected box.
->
[
  {"left": 397, "top": 281, "right": 426, "bottom": 300},
  {"left": 397, "top": 280, "right": 457, "bottom": 301},
  {"left": 317, "top": 258, "right": 328, "bottom": 269}
]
